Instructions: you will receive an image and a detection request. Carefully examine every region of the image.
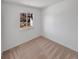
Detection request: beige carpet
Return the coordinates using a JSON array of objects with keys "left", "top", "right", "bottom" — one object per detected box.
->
[{"left": 2, "top": 36, "right": 78, "bottom": 59}]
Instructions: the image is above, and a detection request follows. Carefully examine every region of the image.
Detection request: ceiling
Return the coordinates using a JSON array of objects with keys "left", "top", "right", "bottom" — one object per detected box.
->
[{"left": 2, "top": 0, "right": 63, "bottom": 8}]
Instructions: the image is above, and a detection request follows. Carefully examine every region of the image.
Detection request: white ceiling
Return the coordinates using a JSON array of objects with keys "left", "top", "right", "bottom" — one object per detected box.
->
[{"left": 3, "top": 0, "right": 63, "bottom": 8}]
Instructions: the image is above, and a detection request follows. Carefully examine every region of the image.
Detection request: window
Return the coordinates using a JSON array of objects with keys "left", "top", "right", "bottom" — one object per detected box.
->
[{"left": 20, "top": 13, "right": 33, "bottom": 30}]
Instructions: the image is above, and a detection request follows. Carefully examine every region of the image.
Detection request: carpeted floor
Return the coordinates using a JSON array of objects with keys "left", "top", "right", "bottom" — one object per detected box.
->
[{"left": 2, "top": 36, "right": 78, "bottom": 59}]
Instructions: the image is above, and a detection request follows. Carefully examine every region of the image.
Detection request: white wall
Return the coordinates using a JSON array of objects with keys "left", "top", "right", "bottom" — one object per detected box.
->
[
  {"left": 2, "top": 2, "right": 41, "bottom": 52},
  {"left": 42, "top": 0, "right": 78, "bottom": 51}
]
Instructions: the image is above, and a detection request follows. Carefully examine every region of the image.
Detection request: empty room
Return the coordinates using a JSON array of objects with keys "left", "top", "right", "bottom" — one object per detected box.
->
[{"left": 1, "top": 0, "right": 78, "bottom": 59}]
